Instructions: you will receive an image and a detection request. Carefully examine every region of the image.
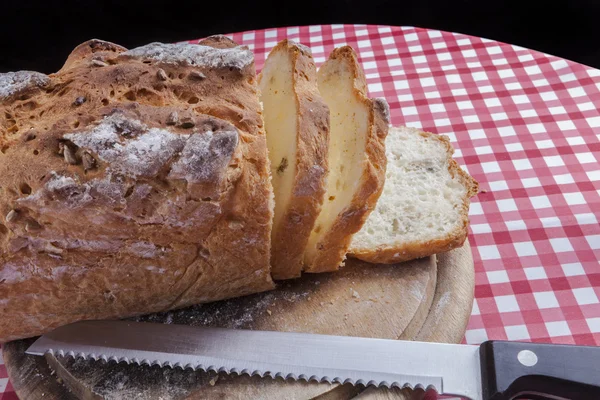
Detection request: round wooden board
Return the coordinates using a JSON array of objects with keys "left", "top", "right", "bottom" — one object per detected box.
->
[{"left": 4, "top": 241, "right": 474, "bottom": 400}]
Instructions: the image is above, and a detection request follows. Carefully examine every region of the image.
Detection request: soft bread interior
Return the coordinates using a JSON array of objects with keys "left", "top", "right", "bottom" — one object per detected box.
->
[
  {"left": 350, "top": 126, "right": 473, "bottom": 252},
  {"left": 258, "top": 49, "right": 298, "bottom": 238},
  {"left": 304, "top": 53, "right": 370, "bottom": 264}
]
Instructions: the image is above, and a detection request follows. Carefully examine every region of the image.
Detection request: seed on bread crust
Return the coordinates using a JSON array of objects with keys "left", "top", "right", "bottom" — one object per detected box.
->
[
  {"left": 82, "top": 152, "right": 96, "bottom": 170},
  {"left": 166, "top": 111, "right": 178, "bottom": 125},
  {"left": 25, "top": 219, "right": 41, "bottom": 232},
  {"left": 157, "top": 69, "right": 168, "bottom": 81},
  {"left": 91, "top": 59, "right": 109, "bottom": 67},
  {"left": 180, "top": 117, "right": 195, "bottom": 129},
  {"left": 63, "top": 145, "right": 78, "bottom": 165},
  {"left": 189, "top": 71, "right": 207, "bottom": 80},
  {"left": 276, "top": 157, "right": 288, "bottom": 174},
  {"left": 6, "top": 210, "right": 18, "bottom": 223}
]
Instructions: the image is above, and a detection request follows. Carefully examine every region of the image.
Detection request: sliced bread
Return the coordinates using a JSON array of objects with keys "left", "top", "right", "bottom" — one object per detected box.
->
[
  {"left": 303, "top": 46, "right": 389, "bottom": 273},
  {"left": 349, "top": 126, "right": 479, "bottom": 264},
  {"left": 258, "top": 40, "right": 330, "bottom": 280}
]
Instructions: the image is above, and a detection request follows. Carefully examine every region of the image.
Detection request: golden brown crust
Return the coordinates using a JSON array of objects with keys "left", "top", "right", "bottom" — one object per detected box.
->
[
  {"left": 260, "top": 40, "right": 330, "bottom": 280},
  {"left": 59, "top": 39, "right": 127, "bottom": 72},
  {"left": 197, "top": 35, "right": 239, "bottom": 49},
  {"left": 304, "top": 46, "right": 388, "bottom": 273},
  {"left": 0, "top": 38, "right": 274, "bottom": 342},
  {"left": 349, "top": 128, "right": 479, "bottom": 264}
]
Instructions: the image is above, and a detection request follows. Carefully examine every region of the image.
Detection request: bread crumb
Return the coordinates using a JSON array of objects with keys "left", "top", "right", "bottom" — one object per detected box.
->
[
  {"left": 266, "top": 309, "right": 272, "bottom": 315},
  {"left": 208, "top": 376, "right": 219, "bottom": 386},
  {"left": 307, "top": 296, "right": 312, "bottom": 301},
  {"left": 351, "top": 289, "right": 360, "bottom": 299}
]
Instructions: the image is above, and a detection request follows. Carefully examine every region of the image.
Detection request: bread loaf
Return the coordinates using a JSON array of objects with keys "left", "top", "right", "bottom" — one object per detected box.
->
[
  {"left": 258, "top": 40, "right": 329, "bottom": 280},
  {"left": 0, "top": 37, "right": 275, "bottom": 342},
  {"left": 349, "top": 126, "right": 479, "bottom": 263},
  {"left": 303, "top": 46, "right": 389, "bottom": 273}
]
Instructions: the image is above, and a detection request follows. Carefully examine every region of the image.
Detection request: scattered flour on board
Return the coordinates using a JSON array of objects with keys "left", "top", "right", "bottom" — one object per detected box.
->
[
  {"left": 121, "top": 42, "right": 254, "bottom": 70},
  {"left": 433, "top": 291, "right": 451, "bottom": 318},
  {"left": 409, "top": 280, "right": 425, "bottom": 302},
  {"left": 0, "top": 71, "right": 49, "bottom": 99},
  {"left": 133, "top": 289, "right": 310, "bottom": 330},
  {"left": 53, "top": 289, "right": 312, "bottom": 398},
  {"left": 63, "top": 358, "right": 198, "bottom": 400}
]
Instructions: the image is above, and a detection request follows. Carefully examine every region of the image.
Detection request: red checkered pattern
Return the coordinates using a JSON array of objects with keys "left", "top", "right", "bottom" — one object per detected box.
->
[{"left": 2, "top": 24, "right": 600, "bottom": 398}]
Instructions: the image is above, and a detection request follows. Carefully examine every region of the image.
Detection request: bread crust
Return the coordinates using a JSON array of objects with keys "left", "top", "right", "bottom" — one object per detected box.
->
[
  {"left": 348, "top": 128, "right": 479, "bottom": 264},
  {"left": 0, "top": 38, "right": 275, "bottom": 342},
  {"left": 304, "top": 46, "right": 388, "bottom": 273},
  {"left": 259, "top": 40, "right": 330, "bottom": 280}
]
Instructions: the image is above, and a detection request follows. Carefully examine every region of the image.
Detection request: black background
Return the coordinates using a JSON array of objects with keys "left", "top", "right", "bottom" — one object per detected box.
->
[{"left": 1, "top": 0, "right": 599, "bottom": 73}]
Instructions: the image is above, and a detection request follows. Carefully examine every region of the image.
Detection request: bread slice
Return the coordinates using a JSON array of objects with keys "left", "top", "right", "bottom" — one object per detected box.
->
[
  {"left": 258, "top": 40, "right": 329, "bottom": 280},
  {"left": 349, "top": 126, "right": 479, "bottom": 264},
  {"left": 303, "top": 46, "right": 389, "bottom": 273}
]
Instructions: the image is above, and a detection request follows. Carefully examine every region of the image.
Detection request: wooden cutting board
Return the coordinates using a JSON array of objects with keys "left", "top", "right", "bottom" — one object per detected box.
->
[{"left": 3, "top": 241, "right": 474, "bottom": 400}]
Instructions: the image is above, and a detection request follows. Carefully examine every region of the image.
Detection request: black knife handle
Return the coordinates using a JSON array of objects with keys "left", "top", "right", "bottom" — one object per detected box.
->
[{"left": 480, "top": 340, "right": 600, "bottom": 400}]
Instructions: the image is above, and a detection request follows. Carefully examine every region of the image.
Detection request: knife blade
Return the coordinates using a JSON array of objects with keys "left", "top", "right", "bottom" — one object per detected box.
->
[{"left": 26, "top": 320, "right": 600, "bottom": 400}]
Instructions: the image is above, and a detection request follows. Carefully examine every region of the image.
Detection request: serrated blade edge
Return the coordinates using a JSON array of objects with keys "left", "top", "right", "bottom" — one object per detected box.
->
[
  {"left": 39, "top": 348, "right": 437, "bottom": 390},
  {"left": 26, "top": 320, "right": 482, "bottom": 398}
]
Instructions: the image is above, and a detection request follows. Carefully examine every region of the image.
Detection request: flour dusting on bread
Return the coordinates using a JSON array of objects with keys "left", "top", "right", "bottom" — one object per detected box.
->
[
  {"left": 64, "top": 113, "right": 240, "bottom": 186},
  {"left": 18, "top": 173, "right": 117, "bottom": 209},
  {"left": 64, "top": 114, "right": 189, "bottom": 178},
  {"left": 169, "top": 128, "right": 238, "bottom": 184},
  {"left": 0, "top": 71, "right": 50, "bottom": 99},
  {"left": 121, "top": 42, "right": 253, "bottom": 70}
]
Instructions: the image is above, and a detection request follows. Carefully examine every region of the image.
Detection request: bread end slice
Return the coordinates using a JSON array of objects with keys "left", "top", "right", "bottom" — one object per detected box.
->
[
  {"left": 303, "top": 46, "right": 389, "bottom": 273},
  {"left": 349, "top": 126, "right": 479, "bottom": 264},
  {"left": 259, "top": 40, "right": 330, "bottom": 280}
]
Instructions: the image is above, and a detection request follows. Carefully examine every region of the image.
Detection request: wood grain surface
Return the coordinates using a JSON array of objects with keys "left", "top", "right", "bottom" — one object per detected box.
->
[{"left": 3, "top": 242, "right": 474, "bottom": 399}]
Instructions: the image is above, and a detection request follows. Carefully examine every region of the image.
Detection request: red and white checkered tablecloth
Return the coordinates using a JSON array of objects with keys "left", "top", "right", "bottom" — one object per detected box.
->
[{"left": 1, "top": 24, "right": 600, "bottom": 399}]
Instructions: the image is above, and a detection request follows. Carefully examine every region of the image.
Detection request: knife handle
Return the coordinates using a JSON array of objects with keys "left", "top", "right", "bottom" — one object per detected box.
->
[{"left": 479, "top": 340, "right": 600, "bottom": 400}]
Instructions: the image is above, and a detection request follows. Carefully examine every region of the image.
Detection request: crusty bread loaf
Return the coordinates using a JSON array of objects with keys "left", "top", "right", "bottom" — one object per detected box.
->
[
  {"left": 0, "top": 37, "right": 275, "bottom": 342},
  {"left": 258, "top": 40, "right": 329, "bottom": 280},
  {"left": 349, "top": 126, "right": 479, "bottom": 264},
  {"left": 303, "top": 46, "right": 389, "bottom": 273}
]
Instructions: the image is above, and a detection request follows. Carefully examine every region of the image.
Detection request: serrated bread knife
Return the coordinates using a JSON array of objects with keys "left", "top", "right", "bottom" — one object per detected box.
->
[{"left": 26, "top": 320, "right": 600, "bottom": 399}]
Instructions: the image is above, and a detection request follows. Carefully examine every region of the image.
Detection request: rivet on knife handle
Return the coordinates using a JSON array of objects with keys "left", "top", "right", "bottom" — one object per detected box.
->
[{"left": 479, "top": 340, "right": 600, "bottom": 400}]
